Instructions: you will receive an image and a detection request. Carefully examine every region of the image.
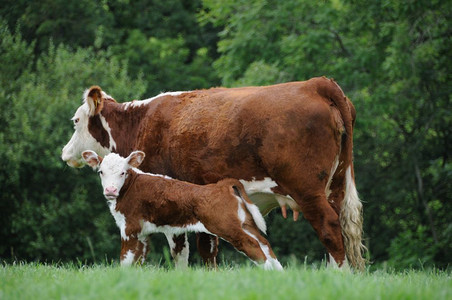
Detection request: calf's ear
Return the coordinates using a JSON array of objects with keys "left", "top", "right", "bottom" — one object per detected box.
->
[
  {"left": 84, "top": 86, "right": 104, "bottom": 116},
  {"left": 127, "top": 151, "right": 145, "bottom": 168},
  {"left": 82, "top": 150, "right": 102, "bottom": 169}
]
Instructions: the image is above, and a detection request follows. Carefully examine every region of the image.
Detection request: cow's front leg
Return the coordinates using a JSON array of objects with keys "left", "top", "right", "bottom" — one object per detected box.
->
[
  {"left": 120, "top": 235, "right": 149, "bottom": 266},
  {"left": 196, "top": 232, "right": 218, "bottom": 268},
  {"left": 165, "top": 233, "right": 189, "bottom": 269}
]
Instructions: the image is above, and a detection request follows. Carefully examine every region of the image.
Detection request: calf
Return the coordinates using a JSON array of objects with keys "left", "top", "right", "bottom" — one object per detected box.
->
[{"left": 82, "top": 150, "right": 283, "bottom": 270}]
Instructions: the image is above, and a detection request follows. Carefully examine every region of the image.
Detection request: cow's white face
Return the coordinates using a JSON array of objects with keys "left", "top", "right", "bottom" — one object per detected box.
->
[
  {"left": 62, "top": 87, "right": 111, "bottom": 168},
  {"left": 82, "top": 151, "right": 145, "bottom": 200}
]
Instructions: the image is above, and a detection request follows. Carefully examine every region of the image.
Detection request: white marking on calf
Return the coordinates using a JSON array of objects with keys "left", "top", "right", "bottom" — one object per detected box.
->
[
  {"left": 209, "top": 237, "right": 216, "bottom": 254},
  {"left": 235, "top": 196, "right": 282, "bottom": 270},
  {"left": 121, "top": 250, "right": 135, "bottom": 266},
  {"left": 238, "top": 196, "right": 267, "bottom": 234},
  {"left": 138, "top": 237, "right": 147, "bottom": 264},
  {"left": 140, "top": 221, "right": 212, "bottom": 236},
  {"left": 164, "top": 233, "right": 189, "bottom": 269},
  {"left": 108, "top": 200, "right": 129, "bottom": 241}
]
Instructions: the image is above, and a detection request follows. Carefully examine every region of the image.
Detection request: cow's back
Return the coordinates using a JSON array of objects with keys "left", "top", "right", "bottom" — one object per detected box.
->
[{"left": 142, "top": 78, "right": 340, "bottom": 185}]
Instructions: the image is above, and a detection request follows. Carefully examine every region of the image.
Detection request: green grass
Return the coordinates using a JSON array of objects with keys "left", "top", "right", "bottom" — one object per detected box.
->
[{"left": 1, "top": 263, "right": 450, "bottom": 300}]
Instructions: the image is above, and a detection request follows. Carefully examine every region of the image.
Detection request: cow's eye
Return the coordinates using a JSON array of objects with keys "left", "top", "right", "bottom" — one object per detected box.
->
[
  {"left": 73, "top": 118, "right": 80, "bottom": 125},
  {"left": 98, "top": 170, "right": 103, "bottom": 175}
]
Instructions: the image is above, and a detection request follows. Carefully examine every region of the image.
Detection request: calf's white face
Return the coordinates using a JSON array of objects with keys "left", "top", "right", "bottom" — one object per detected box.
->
[{"left": 82, "top": 150, "right": 145, "bottom": 200}]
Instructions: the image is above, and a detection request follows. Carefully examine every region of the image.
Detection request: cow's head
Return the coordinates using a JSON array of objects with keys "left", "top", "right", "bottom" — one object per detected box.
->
[
  {"left": 61, "top": 86, "right": 113, "bottom": 168},
  {"left": 82, "top": 150, "right": 145, "bottom": 200}
]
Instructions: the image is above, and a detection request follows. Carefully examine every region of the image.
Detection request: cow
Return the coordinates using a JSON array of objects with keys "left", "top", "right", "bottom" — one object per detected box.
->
[
  {"left": 61, "top": 76, "right": 365, "bottom": 270},
  {"left": 81, "top": 150, "right": 283, "bottom": 270}
]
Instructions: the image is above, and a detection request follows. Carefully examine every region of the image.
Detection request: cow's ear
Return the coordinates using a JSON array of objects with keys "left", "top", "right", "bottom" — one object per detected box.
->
[
  {"left": 82, "top": 150, "right": 102, "bottom": 169},
  {"left": 127, "top": 151, "right": 145, "bottom": 168},
  {"left": 84, "top": 86, "right": 104, "bottom": 116}
]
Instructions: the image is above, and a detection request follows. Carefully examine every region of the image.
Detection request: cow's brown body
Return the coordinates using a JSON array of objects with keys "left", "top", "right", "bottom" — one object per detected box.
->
[{"left": 62, "top": 77, "right": 365, "bottom": 269}]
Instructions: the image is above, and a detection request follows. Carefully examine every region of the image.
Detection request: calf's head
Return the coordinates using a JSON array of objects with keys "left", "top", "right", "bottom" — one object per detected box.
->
[
  {"left": 82, "top": 150, "right": 145, "bottom": 200},
  {"left": 62, "top": 86, "right": 115, "bottom": 168}
]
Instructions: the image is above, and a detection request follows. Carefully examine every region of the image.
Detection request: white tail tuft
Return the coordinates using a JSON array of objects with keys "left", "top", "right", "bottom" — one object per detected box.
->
[{"left": 340, "top": 166, "right": 366, "bottom": 270}]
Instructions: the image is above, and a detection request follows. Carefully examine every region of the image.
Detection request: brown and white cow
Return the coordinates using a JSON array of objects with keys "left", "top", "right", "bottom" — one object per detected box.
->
[
  {"left": 82, "top": 150, "right": 283, "bottom": 270},
  {"left": 62, "top": 77, "right": 365, "bottom": 270}
]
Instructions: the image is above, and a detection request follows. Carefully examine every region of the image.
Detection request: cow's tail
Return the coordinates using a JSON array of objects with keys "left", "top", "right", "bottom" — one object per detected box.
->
[
  {"left": 341, "top": 165, "right": 366, "bottom": 270},
  {"left": 232, "top": 183, "right": 267, "bottom": 234},
  {"left": 316, "top": 77, "right": 366, "bottom": 270}
]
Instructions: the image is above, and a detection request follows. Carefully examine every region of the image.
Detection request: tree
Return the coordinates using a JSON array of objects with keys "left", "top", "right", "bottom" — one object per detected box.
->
[{"left": 0, "top": 23, "right": 147, "bottom": 262}]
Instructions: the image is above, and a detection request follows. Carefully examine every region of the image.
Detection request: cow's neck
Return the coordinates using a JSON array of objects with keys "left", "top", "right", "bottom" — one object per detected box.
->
[{"left": 97, "top": 100, "right": 152, "bottom": 158}]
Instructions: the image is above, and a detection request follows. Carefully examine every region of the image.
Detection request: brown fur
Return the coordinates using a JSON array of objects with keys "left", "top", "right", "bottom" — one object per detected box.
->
[{"left": 114, "top": 170, "right": 277, "bottom": 266}]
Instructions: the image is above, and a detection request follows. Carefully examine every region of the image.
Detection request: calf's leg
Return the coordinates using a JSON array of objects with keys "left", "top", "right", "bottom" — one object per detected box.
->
[
  {"left": 196, "top": 232, "right": 219, "bottom": 268},
  {"left": 165, "top": 233, "right": 189, "bottom": 269},
  {"left": 120, "top": 236, "right": 149, "bottom": 266}
]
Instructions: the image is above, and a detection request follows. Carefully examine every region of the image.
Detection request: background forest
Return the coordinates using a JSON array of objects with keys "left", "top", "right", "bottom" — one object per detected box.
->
[{"left": 0, "top": 0, "right": 450, "bottom": 270}]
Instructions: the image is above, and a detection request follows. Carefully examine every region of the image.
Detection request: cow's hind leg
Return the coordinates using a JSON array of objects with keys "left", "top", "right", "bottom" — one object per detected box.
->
[
  {"left": 196, "top": 232, "right": 219, "bottom": 268},
  {"left": 296, "top": 191, "right": 345, "bottom": 266}
]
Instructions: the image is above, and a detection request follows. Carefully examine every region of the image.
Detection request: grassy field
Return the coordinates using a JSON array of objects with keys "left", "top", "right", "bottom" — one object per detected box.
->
[{"left": 1, "top": 263, "right": 450, "bottom": 300}]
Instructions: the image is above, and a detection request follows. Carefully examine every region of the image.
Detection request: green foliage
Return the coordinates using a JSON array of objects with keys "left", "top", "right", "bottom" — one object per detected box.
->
[
  {"left": 0, "top": 0, "right": 113, "bottom": 52},
  {"left": 112, "top": 30, "right": 219, "bottom": 95}
]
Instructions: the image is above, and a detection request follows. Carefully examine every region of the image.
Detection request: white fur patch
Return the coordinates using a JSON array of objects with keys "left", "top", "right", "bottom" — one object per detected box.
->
[
  {"left": 235, "top": 195, "right": 282, "bottom": 270},
  {"left": 237, "top": 196, "right": 267, "bottom": 234},
  {"left": 164, "top": 233, "right": 189, "bottom": 269},
  {"left": 210, "top": 236, "right": 216, "bottom": 254},
  {"left": 121, "top": 250, "right": 135, "bottom": 266},
  {"left": 325, "top": 155, "right": 340, "bottom": 201},
  {"left": 243, "top": 228, "right": 283, "bottom": 271},
  {"left": 99, "top": 114, "right": 117, "bottom": 151},
  {"left": 122, "top": 91, "right": 188, "bottom": 110},
  {"left": 132, "top": 167, "right": 173, "bottom": 180},
  {"left": 140, "top": 221, "right": 212, "bottom": 236},
  {"left": 108, "top": 200, "right": 129, "bottom": 241},
  {"left": 240, "top": 177, "right": 278, "bottom": 194},
  {"left": 236, "top": 197, "right": 246, "bottom": 223},
  {"left": 61, "top": 103, "right": 110, "bottom": 166}
]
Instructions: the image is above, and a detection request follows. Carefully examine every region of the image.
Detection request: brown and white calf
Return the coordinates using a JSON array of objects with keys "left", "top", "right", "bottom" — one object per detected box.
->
[{"left": 82, "top": 150, "right": 283, "bottom": 270}]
